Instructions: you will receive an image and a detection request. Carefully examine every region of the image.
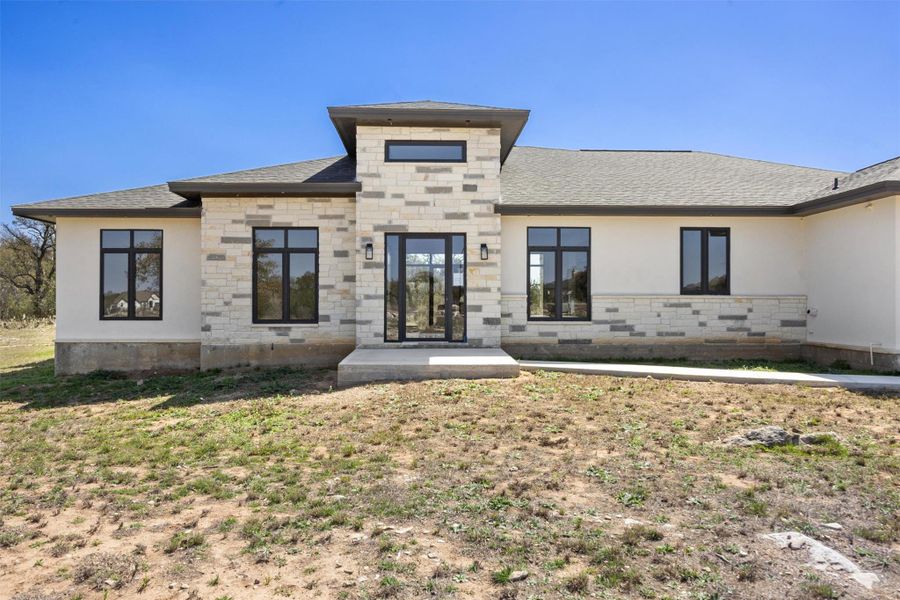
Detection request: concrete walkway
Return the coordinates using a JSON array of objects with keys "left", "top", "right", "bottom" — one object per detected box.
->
[{"left": 519, "top": 360, "right": 900, "bottom": 392}]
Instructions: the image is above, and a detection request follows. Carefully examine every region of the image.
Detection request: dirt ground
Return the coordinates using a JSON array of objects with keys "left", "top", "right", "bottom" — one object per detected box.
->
[{"left": 0, "top": 325, "right": 897, "bottom": 599}]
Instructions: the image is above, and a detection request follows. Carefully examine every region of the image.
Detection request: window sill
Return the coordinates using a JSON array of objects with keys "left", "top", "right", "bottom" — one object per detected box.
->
[
  {"left": 526, "top": 318, "right": 591, "bottom": 323},
  {"left": 679, "top": 293, "right": 731, "bottom": 297},
  {"left": 250, "top": 322, "right": 320, "bottom": 328}
]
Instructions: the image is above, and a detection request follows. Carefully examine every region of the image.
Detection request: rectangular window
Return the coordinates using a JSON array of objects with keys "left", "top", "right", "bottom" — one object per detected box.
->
[
  {"left": 680, "top": 227, "right": 730, "bottom": 295},
  {"left": 385, "top": 140, "right": 466, "bottom": 163},
  {"left": 100, "top": 230, "right": 162, "bottom": 320},
  {"left": 527, "top": 227, "right": 590, "bottom": 320},
  {"left": 253, "top": 228, "right": 318, "bottom": 323}
]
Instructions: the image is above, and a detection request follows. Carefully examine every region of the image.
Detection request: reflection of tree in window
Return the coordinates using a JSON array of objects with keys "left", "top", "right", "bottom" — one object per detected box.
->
[
  {"left": 134, "top": 253, "right": 160, "bottom": 317},
  {"left": 527, "top": 227, "right": 589, "bottom": 320},
  {"left": 252, "top": 228, "right": 317, "bottom": 322},
  {"left": 289, "top": 254, "right": 316, "bottom": 321},
  {"left": 681, "top": 228, "right": 729, "bottom": 295},
  {"left": 256, "top": 253, "right": 282, "bottom": 320},
  {"left": 100, "top": 230, "right": 162, "bottom": 319}
]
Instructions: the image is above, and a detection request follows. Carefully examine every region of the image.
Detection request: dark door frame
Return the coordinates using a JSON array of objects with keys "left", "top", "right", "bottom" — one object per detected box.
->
[{"left": 398, "top": 233, "right": 454, "bottom": 342}]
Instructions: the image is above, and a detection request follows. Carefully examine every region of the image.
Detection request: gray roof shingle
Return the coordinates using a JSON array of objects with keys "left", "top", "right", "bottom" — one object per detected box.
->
[
  {"left": 800, "top": 156, "right": 900, "bottom": 202},
  {"left": 11, "top": 183, "right": 190, "bottom": 211},
  {"left": 329, "top": 100, "right": 518, "bottom": 111},
  {"left": 15, "top": 146, "right": 895, "bottom": 218},
  {"left": 10, "top": 155, "right": 356, "bottom": 215},
  {"left": 499, "top": 147, "right": 845, "bottom": 208},
  {"left": 180, "top": 155, "right": 355, "bottom": 184}
]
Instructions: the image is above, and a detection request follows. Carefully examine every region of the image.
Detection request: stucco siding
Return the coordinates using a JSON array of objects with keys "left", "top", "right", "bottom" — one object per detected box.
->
[
  {"left": 55, "top": 217, "right": 201, "bottom": 342},
  {"left": 804, "top": 195, "right": 899, "bottom": 352},
  {"left": 500, "top": 215, "right": 806, "bottom": 295}
]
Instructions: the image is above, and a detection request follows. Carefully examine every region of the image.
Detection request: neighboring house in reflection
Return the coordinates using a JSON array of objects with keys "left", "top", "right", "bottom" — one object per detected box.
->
[{"left": 10, "top": 100, "right": 900, "bottom": 374}]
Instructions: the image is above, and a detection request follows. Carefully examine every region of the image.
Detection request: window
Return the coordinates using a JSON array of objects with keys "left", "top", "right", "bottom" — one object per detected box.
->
[
  {"left": 100, "top": 230, "right": 162, "bottom": 320},
  {"left": 527, "top": 227, "right": 590, "bottom": 320},
  {"left": 385, "top": 140, "right": 466, "bottom": 163},
  {"left": 253, "top": 228, "right": 318, "bottom": 323},
  {"left": 680, "top": 228, "right": 730, "bottom": 295}
]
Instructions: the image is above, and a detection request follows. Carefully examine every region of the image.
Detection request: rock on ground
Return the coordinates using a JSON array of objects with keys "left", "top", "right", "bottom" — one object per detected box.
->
[
  {"left": 724, "top": 426, "right": 840, "bottom": 448},
  {"left": 761, "top": 531, "right": 880, "bottom": 590}
]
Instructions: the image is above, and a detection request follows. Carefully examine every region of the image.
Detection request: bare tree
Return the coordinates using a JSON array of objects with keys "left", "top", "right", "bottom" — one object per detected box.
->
[{"left": 0, "top": 217, "right": 56, "bottom": 317}]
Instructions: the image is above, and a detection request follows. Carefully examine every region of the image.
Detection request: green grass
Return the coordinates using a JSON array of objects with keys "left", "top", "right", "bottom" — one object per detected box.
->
[
  {"left": 511, "top": 354, "right": 896, "bottom": 376},
  {"left": 1, "top": 323, "right": 897, "bottom": 599}
]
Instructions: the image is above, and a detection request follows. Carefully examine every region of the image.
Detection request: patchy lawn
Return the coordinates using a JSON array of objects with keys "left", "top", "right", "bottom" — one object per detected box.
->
[{"left": 0, "top": 325, "right": 897, "bottom": 599}]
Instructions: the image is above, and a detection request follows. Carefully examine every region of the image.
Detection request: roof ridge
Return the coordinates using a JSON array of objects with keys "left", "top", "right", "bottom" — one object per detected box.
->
[
  {"left": 691, "top": 150, "right": 847, "bottom": 174},
  {"left": 15, "top": 182, "right": 172, "bottom": 205},
  {"left": 515, "top": 146, "right": 844, "bottom": 173},
  {"left": 333, "top": 99, "right": 433, "bottom": 108},
  {"left": 579, "top": 149, "right": 692, "bottom": 153},
  {"left": 177, "top": 155, "right": 347, "bottom": 182},
  {"left": 847, "top": 155, "right": 900, "bottom": 174}
]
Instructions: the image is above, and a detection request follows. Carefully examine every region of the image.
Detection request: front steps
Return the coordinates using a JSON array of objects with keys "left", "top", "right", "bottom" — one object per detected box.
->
[{"left": 337, "top": 347, "right": 520, "bottom": 387}]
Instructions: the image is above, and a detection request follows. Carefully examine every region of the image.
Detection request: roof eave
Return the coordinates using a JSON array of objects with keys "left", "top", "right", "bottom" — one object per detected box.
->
[
  {"left": 10, "top": 206, "right": 202, "bottom": 223},
  {"left": 792, "top": 180, "right": 900, "bottom": 216},
  {"left": 495, "top": 204, "right": 795, "bottom": 216},
  {"left": 167, "top": 181, "right": 362, "bottom": 201},
  {"left": 497, "top": 181, "right": 900, "bottom": 217}
]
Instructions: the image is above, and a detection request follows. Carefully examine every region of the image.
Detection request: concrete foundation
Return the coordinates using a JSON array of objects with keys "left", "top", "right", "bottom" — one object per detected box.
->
[
  {"left": 55, "top": 341, "right": 201, "bottom": 375},
  {"left": 337, "top": 347, "right": 519, "bottom": 387},
  {"left": 803, "top": 343, "right": 900, "bottom": 374},
  {"left": 503, "top": 342, "right": 805, "bottom": 363},
  {"left": 200, "top": 342, "right": 355, "bottom": 371}
]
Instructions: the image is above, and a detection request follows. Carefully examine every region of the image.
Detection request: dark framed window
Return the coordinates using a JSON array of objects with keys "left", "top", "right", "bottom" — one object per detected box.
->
[
  {"left": 680, "top": 227, "right": 730, "bottom": 295},
  {"left": 527, "top": 227, "right": 590, "bottom": 321},
  {"left": 100, "top": 229, "right": 162, "bottom": 320},
  {"left": 385, "top": 140, "right": 466, "bottom": 163},
  {"left": 384, "top": 233, "right": 466, "bottom": 342},
  {"left": 252, "top": 228, "right": 319, "bottom": 323}
]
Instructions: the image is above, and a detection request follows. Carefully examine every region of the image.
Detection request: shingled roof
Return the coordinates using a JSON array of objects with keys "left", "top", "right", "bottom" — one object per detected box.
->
[
  {"left": 9, "top": 184, "right": 195, "bottom": 222},
  {"left": 178, "top": 155, "right": 355, "bottom": 184},
  {"left": 497, "top": 147, "right": 846, "bottom": 214},
  {"left": 801, "top": 156, "right": 900, "bottom": 202},
  {"left": 10, "top": 156, "right": 359, "bottom": 221},
  {"left": 9, "top": 134, "right": 898, "bottom": 220}
]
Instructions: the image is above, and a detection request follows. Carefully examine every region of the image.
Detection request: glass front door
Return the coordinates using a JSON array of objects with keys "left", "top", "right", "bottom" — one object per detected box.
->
[
  {"left": 404, "top": 237, "right": 447, "bottom": 339},
  {"left": 385, "top": 234, "right": 466, "bottom": 342}
]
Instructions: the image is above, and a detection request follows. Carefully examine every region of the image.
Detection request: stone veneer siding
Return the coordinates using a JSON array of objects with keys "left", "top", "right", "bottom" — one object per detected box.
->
[
  {"left": 501, "top": 294, "right": 807, "bottom": 345},
  {"left": 200, "top": 197, "right": 356, "bottom": 369},
  {"left": 353, "top": 126, "right": 502, "bottom": 347}
]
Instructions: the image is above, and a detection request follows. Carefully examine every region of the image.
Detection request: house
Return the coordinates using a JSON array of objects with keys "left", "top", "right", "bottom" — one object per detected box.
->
[{"left": 10, "top": 101, "right": 900, "bottom": 378}]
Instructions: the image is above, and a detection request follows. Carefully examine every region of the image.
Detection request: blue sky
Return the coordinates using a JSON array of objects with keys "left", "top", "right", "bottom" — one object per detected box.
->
[{"left": 2, "top": 1, "right": 899, "bottom": 221}]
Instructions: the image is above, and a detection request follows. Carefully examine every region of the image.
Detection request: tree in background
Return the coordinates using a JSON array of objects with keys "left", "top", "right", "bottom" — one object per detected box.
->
[{"left": 0, "top": 217, "right": 56, "bottom": 319}]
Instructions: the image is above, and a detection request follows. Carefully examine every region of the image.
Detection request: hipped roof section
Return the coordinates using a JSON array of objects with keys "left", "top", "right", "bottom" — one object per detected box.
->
[
  {"left": 327, "top": 100, "right": 530, "bottom": 165},
  {"left": 7, "top": 99, "right": 899, "bottom": 221}
]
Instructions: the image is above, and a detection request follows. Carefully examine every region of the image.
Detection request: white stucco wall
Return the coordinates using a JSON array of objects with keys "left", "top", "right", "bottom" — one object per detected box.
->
[
  {"left": 500, "top": 215, "right": 806, "bottom": 295},
  {"left": 55, "top": 217, "right": 201, "bottom": 342},
  {"left": 804, "top": 196, "right": 899, "bottom": 351}
]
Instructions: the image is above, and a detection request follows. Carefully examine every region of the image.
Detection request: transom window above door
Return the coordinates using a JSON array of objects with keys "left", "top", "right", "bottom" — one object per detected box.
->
[
  {"left": 527, "top": 227, "right": 590, "bottom": 321},
  {"left": 384, "top": 141, "right": 466, "bottom": 163},
  {"left": 252, "top": 228, "right": 318, "bottom": 323}
]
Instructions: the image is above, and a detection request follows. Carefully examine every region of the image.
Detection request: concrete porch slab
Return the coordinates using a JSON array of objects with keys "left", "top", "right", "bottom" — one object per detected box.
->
[{"left": 337, "top": 348, "right": 520, "bottom": 387}]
